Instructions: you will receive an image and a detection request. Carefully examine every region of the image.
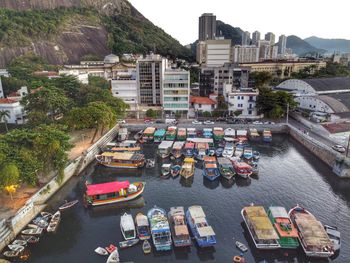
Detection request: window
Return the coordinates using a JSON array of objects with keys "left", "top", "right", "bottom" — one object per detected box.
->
[
  {"left": 248, "top": 110, "right": 252, "bottom": 115},
  {"left": 199, "top": 104, "right": 202, "bottom": 108}
]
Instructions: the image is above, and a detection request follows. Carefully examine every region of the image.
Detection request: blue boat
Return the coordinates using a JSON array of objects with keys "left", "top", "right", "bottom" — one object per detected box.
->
[
  {"left": 263, "top": 129, "right": 272, "bottom": 142},
  {"left": 154, "top": 129, "right": 166, "bottom": 143},
  {"left": 186, "top": 206, "right": 216, "bottom": 247},
  {"left": 203, "top": 128, "right": 213, "bottom": 139},
  {"left": 147, "top": 206, "right": 172, "bottom": 251},
  {"left": 203, "top": 156, "right": 220, "bottom": 181},
  {"left": 184, "top": 142, "right": 195, "bottom": 157},
  {"left": 243, "top": 147, "right": 253, "bottom": 160},
  {"left": 253, "top": 151, "right": 260, "bottom": 161}
]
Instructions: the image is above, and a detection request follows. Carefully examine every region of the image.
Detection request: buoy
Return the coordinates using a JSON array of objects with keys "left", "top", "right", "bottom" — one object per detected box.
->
[{"left": 233, "top": 255, "right": 242, "bottom": 263}]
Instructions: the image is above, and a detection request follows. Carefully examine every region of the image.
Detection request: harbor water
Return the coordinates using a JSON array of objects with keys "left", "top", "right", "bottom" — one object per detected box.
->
[{"left": 23, "top": 134, "right": 350, "bottom": 263}]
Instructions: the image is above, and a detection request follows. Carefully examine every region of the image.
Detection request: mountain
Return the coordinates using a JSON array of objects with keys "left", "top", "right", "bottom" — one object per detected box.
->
[
  {"left": 285, "top": 35, "right": 325, "bottom": 56},
  {"left": 0, "top": 0, "right": 192, "bottom": 66},
  {"left": 216, "top": 20, "right": 243, "bottom": 45},
  {"left": 304, "top": 36, "right": 350, "bottom": 54}
]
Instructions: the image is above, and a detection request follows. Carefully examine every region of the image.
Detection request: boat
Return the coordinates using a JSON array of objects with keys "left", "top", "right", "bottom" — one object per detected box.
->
[
  {"left": 27, "top": 224, "right": 39, "bottom": 229},
  {"left": 145, "top": 159, "right": 155, "bottom": 168},
  {"left": 142, "top": 240, "right": 151, "bottom": 254},
  {"left": 84, "top": 181, "right": 146, "bottom": 207},
  {"left": 11, "top": 240, "right": 27, "bottom": 246},
  {"left": 213, "top": 127, "right": 224, "bottom": 141},
  {"left": 40, "top": 211, "right": 52, "bottom": 219},
  {"left": 203, "top": 156, "right": 220, "bottom": 181},
  {"left": 168, "top": 207, "right": 191, "bottom": 247},
  {"left": 232, "top": 160, "right": 252, "bottom": 179},
  {"left": 105, "top": 244, "right": 117, "bottom": 253},
  {"left": 21, "top": 228, "right": 43, "bottom": 236},
  {"left": 186, "top": 206, "right": 216, "bottom": 247},
  {"left": 222, "top": 141, "right": 234, "bottom": 158},
  {"left": 166, "top": 126, "right": 177, "bottom": 141},
  {"left": 250, "top": 161, "right": 259, "bottom": 175},
  {"left": 147, "top": 206, "right": 172, "bottom": 251},
  {"left": 32, "top": 216, "right": 49, "bottom": 229},
  {"left": 177, "top": 128, "right": 187, "bottom": 141},
  {"left": 215, "top": 145, "right": 224, "bottom": 157},
  {"left": 253, "top": 151, "right": 260, "bottom": 161},
  {"left": 195, "top": 142, "right": 209, "bottom": 161},
  {"left": 96, "top": 152, "right": 145, "bottom": 169},
  {"left": 236, "top": 130, "right": 248, "bottom": 144},
  {"left": 324, "top": 225, "right": 341, "bottom": 252},
  {"left": 158, "top": 141, "right": 174, "bottom": 159},
  {"left": 8, "top": 245, "right": 24, "bottom": 252},
  {"left": 143, "top": 127, "right": 156, "bottom": 142},
  {"left": 208, "top": 145, "right": 216, "bottom": 156},
  {"left": 135, "top": 213, "right": 151, "bottom": 240},
  {"left": 248, "top": 128, "right": 260, "bottom": 141},
  {"left": 3, "top": 250, "right": 20, "bottom": 258},
  {"left": 203, "top": 128, "right": 213, "bottom": 139},
  {"left": 234, "top": 145, "right": 244, "bottom": 157},
  {"left": 106, "top": 248, "right": 119, "bottom": 263},
  {"left": 180, "top": 158, "right": 196, "bottom": 179},
  {"left": 134, "top": 130, "right": 143, "bottom": 141},
  {"left": 170, "top": 164, "right": 181, "bottom": 178},
  {"left": 120, "top": 213, "right": 136, "bottom": 240},
  {"left": 47, "top": 211, "right": 61, "bottom": 232},
  {"left": 233, "top": 255, "right": 245, "bottom": 263},
  {"left": 59, "top": 200, "right": 79, "bottom": 211},
  {"left": 108, "top": 145, "right": 141, "bottom": 153},
  {"left": 224, "top": 128, "right": 235, "bottom": 138},
  {"left": 241, "top": 205, "right": 280, "bottom": 249},
  {"left": 263, "top": 129, "right": 272, "bottom": 142},
  {"left": 119, "top": 238, "right": 139, "bottom": 249},
  {"left": 243, "top": 147, "right": 253, "bottom": 160},
  {"left": 161, "top": 164, "right": 171, "bottom": 177},
  {"left": 267, "top": 206, "right": 299, "bottom": 249},
  {"left": 118, "top": 128, "right": 128, "bottom": 142},
  {"left": 20, "top": 235, "right": 40, "bottom": 244},
  {"left": 288, "top": 205, "right": 334, "bottom": 258},
  {"left": 184, "top": 142, "right": 195, "bottom": 157},
  {"left": 235, "top": 241, "right": 248, "bottom": 252},
  {"left": 187, "top": 128, "right": 196, "bottom": 138},
  {"left": 95, "top": 247, "right": 108, "bottom": 256},
  {"left": 171, "top": 141, "right": 185, "bottom": 159},
  {"left": 217, "top": 157, "right": 235, "bottom": 180},
  {"left": 154, "top": 129, "right": 166, "bottom": 143}
]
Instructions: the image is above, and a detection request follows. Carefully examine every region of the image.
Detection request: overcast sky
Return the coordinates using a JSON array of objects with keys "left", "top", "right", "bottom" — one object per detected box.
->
[{"left": 128, "top": 0, "right": 350, "bottom": 45}]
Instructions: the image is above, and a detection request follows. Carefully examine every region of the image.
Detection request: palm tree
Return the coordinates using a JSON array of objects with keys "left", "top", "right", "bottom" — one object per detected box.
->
[{"left": 0, "top": 110, "right": 10, "bottom": 133}]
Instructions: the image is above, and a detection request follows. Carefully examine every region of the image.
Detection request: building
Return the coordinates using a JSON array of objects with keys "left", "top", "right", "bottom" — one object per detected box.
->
[
  {"left": 278, "top": 35, "right": 287, "bottom": 55},
  {"left": 103, "top": 54, "right": 120, "bottom": 64},
  {"left": 196, "top": 39, "right": 232, "bottom": 67},
  {"left": 58, "top": 69, "right": 89, "bottom": 84},
  {"left": 258, "top": 40, "right": 278, "bottom": 60},
  {"left": 111, "top": 69, "right": 138, "bottom": 110},
  {"left": 199, "top": 68, "right": 215, "bottom": 96},
  {"left": 199, "top": 13, "right": 216, "bottom": 41},
  {"left": 252, "top": 31, "right": 261, "bottom": 46},
  {"left": 265, "top": 32, "right": 276, "bottom": 45},
  {"left": 241, "top": 31, "right": 251, "bottom": 46},
  {"left": 0, "top": 77, "right": 3, "bottom": 99},
  {"left": 7, "top": 86, "right": 28, "bottom": 101},
  {"left": 232, "top": 45, "right": 259, "bottom": 63},
  {"left": 0, "top": 98, "right": 26, "bottom": 124},
  {"left": 190, "top": 96, "right": 217, "bottom": 116}
]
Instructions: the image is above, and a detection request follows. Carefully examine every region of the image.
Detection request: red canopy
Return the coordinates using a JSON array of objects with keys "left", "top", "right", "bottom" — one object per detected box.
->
[{"left": 86, "top": 181, "right": 130, "bottom": 196}]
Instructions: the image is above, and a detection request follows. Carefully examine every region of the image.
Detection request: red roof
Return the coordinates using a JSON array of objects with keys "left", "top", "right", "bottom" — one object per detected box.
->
[
  {"left": 190, "top": 96, "right": 216, "bottom": 105},
  {"left": 185, "top": 142, "right": 195, "bottom": 148},
  {"left": 0, "top": 98, "right": 17, "bottom": 104},
  {"left": 86, "top": 181, "right": 130, "bottom": 196},
  {"left": 322, "top": 122, "right": 350, "bottom": 134}
]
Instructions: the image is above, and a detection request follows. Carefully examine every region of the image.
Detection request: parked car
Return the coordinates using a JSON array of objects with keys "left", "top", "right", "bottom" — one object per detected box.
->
[
  {"left": 216, "top": 117, "right": 226, "bottom": 122},
  {"left": 204, "top": 120, "right": 214, "bottom": 125},
  {"left": 226, "top": 119, "right": 235, "bottom": 124},
  {"left": 253, "top": 121, "right": 263, "bottom": 125},
  {"left": 192, "top": 120, "right": 203, "bottom": 125},
  {"left": 155, "top": 119, "right": 164, "bottom": 124},
  {"left": 332, "top": 145, "right": 346, "bottom": 153},
  {"left": 117, "top": 119, "right": 126, "bottom": 124},
  {"left": 144, "top": 119, "right": 154, "bottom": 124}
]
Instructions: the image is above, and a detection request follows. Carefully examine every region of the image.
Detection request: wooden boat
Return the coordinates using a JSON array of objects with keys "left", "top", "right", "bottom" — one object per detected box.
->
[
  {"left": 84, "top": 181, "right": 146, "bottom": 207},
  {"left": 233, "top": 255, "right": 245, "bottom": 263},
  {"left": 248, "top": 128, "right": 260, "bottom": 141},
  {"left": 263, "top": 129, "right": 272, "bottom": 142},
  {"left": 203, "top": 156, "right": 220, "bottom": 181},
  {"left": 59, "top": 200, "right": 79, "bottom": 211},
  {"left": 11, "top": 240, "right": 27, "bottom": 246},
  {"left": 217, "top": 157, "right": 235, "bottom": 180},
  {"left": 267, "top": 206, "right": 299, "bottom": 249},
  {"left": 170, "top": 164, "right": 181, "bottom": 178},
  {"left": 236, "top": 130, "right": 248, "bottom": 144},
  {"left": 120, "top": 213, "right": 136, "bottom": 240},
  {"left": 222, "top": 141, "right": 234, "bottom": 158},
  {"left": 243, "top": 147, "right": 253, "bottom": 160},
  {"left": 180, "top": 158, "right": 195, "bottom": 179},
  {"left": 119, "top": 238, "right": 139, "bottom": 249},
  {"left": 142, "top": 240, "right": 151, "bottom": 254},
  {"left": 32, "top": 216, "right": 49, "bottom": 229},
  {"left": 234, "top": 145, "right": 244, "bottom": 157},
  {"left": 186, "top": 206, "right": 216, "bottom": 247},
  {"left": 177, "top": 128, "right": 187, "bottom": 141},
  {"left": 171, "top": 141, "right": 185, "bottom": 159},
  {"left": 186, "top": 128, "right": 196, "bottom": 138},
  {"left": 232, "top": 160, "right": 252, "bottom": 179},
  {"left": 3, "top": 250, "right": 20, "bottom": 258},
  {"left": 21, "top": 227, "right": 43, "bottom": 236},
  {"left": 213, "top": 127, "right": 224, "bottom": 141},
  {"left": 143, "top": 127, "right": 156, "bottom": 142},
  {"left": 20, "top": 235, "right": 39, "bottom": 244},
  {"left": 8, "top": 244, "right": 25, "bottom": 252},
  {"left": 118, "top": 128, "right": 128, "bottom": 142},
  {"left": 195, "top": 142, "right": 209, "bottom": 161},
  {"left": 224, "top": 128, "right": 235, "bottom": 138},
  {"left": 168, "top": 207, "right": 191, "bottom": 247},
  {"left": 288, "top": 205, "right": 334, "bottom": 258},
  {"left": 241, "top": 205, "right": 280, "bottom": 249},
  {"left": 154, "top": 129, "right": 166, "bottom": 143},
  {"left": 324, "top": 225, "right": 341, "bottom": 252},
  {"left": 165, "top": 126, "right": 177, "bottom": 141},
  {"left": 135, "top": 213, "right": 151, "bottom": 240},
  {"left": 235, "top": 241, "right": 248, "bottom": 252},
  {"left": 161, "top": 164, "right": 171, "bottom": 177},
  {"left": 106, "top": 248, "right": 119, "bottom": 263},
  {"left": 184, "top": 142, "right": 195, "bottom": 157},
  {"left": 95, "top": 247, "right": 108, "bottom": 256},
  {"left": 158, "top": 141, "right": 174, "bottom": 159},
  {"left": 96, "top": 152, "right": 145, "bottom": 169},
  {"left": 105, "top": 244, "right": 117, "bottom": 254},
  {"left": 47, "top": 211, "right": 61, "bottom": 232},
  {"left": 147, "top": 206, "right": 172, "bottom": 251}
]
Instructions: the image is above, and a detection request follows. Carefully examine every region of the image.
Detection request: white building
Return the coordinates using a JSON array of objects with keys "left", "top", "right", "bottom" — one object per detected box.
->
[
  {"left": 196, "top": 39, "right": 232, "bottom": 67},
  {"left": 258, "top": 40, "right": 278, "bottom": 60},
  {"left": 0, "top": 98, "right": 26, "bottom": 124},
  {"left": 252, "top": 31, "right": 260, "bottom": 46},
  {"left": 111, "top": 69, "right": 138, "bottom": 110},
  {"left": 241, "top": 31, "right": 250, "bottom": 46},
  {"left": 190, "top": 96, "right": 217, "bottom": 114},
  {"left": 265, "top": 32, "right": 276, "bottom": 45},
  {"left": 104, "top": 54, "right": 120, "bottom": 64},
  {"left": 232, "top": 45, "right": 259, "bottom": 63},
  {"left": 58, "top": 69, "right": 89, "bottom": 84},
  {"left": 278, "top": 35, "right": 287, "bottom": 55}
]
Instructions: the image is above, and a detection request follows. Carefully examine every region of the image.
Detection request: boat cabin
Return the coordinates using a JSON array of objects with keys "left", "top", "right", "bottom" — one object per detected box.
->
[
  {"left": 118, "top": 128, "right": 128, "bottom": 141},
  {"left": 158, "top": 141, "right": 174, "bottom": 158},
  {"left": 224, "top": 128, "right": 235, "bottom": 138},
  {"left": 187, "top": 128, "right": 196, "bottom": 138},
  {"left": 177, "top": 128, "right": 187, "bottom": 141},
  {"left": 166, "top": 126, "right": 177, "bottom": 140},
  {"left": 154, "top": 129, "right": 166, "bottom": 143},
  {"left": 96, "top": 152, "right": 145, "bottom": 168},
  {"left": 143, "top": 127, "right": 156, "bottom": 142}
]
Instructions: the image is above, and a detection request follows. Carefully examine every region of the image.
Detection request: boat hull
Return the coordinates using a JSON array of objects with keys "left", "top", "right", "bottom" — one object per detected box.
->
[{"left": 186, "top": 210, "right": 216, "bottom": 247}]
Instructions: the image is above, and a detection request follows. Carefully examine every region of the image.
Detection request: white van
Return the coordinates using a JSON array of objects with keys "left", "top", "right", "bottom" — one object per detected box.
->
[{"left": 165, "top": 118, "right": 178, "bottom": 125}]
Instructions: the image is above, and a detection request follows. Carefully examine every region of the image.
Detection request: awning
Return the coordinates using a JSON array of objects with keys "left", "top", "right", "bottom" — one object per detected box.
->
[{"left": 86, "top": 181, "right": 130, "bottom": 196}]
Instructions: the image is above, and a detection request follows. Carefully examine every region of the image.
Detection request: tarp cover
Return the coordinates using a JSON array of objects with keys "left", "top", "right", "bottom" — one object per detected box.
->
[
  {"left": 175, "top": 225, "right": 189, "bottom": 236},
  {"left": 198, "top": 226, "right": 215, "bottom": 237},
  {"left": 86, "top": 181, "right": 130, "bottom": 196}
]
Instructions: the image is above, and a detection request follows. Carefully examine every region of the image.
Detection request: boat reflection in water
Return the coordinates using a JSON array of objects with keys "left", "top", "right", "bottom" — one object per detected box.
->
[{"left": 179, "top": 176, "right": 194, "bottom": 188}]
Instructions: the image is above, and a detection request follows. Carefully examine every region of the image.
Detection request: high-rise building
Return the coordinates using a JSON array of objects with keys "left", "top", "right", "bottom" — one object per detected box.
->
[
  {"left": 258, "top": 40, "right": 271, "bottom": 60},
  {"left": 278, "top": 35, "right": 287, "bottom": 54},
  {"left": 199, "top": 13, "right": 217, "bottom": 41},
  {"left": 264, "top": 32, "right": 276, "bottom": 45},
  {"left": 252, "top": 31, "right": 261, "bottom": 46},
  {"left": 241, "top": 31, "right": 250, "bottom": 45},
  {"left": 232, "top": 45, "right": 259, "bottom": 63},
  {"left": 196, "top": 39, "right": 232, "bottom": 67}
]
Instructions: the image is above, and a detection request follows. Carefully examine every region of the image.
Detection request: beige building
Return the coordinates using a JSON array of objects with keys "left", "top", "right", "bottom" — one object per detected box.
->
[
  {"left": 232, "top": 45, "right": 259, "bottom": 63},
  {"left": 196, "top": 39, "right": 232, "bottom": 67}
]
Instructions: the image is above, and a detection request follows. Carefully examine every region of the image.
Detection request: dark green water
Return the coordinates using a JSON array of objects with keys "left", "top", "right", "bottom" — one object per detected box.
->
[{"left": 22, "top": 135, "right": 350, "bottom": 263}]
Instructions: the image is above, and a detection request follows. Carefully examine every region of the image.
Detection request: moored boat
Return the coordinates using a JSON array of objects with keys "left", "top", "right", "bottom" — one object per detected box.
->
[
  {"left": 232, "top": 160, "right": 252, "bottom": 179},
  {"left": 184, "top": 142, "right": 195, "bottom": 157},
  {"left": 154, "top": 129, "right": 166, "bottom": 143},
  {"left": 187, "top": 128, "right": 196, "bottom": 138},
  {"left": 96, "top": 152, "right": 145, "bottom": 169},
  {"left": 168, "top": 207, "right": 191, "bottom": 247},
  {"left": 142, "top": 240, "right": 151, "bottom": 254},
  {"left": 235, "top": 241, "right": 248, "bottom": 252},
  {"left": 263, "top": 129, "right": 272, "bottom": 142},
  {"left": 213, "top": 127, "right": 224, "bottom": 141},
  {"left": 118, "top": 128, "right": 128, "bottom": 142},
  {"left": 217, "top": 157, "right": 235, "bottom": 180},
  {"left": 143, "top": 127, "right": 156, "bottom": 142},
  {"left": 59, "top": 200, "right": 79, "bottom": 211},
  {"left": 135, "top": 213, "right": 151, "bottom": 240},
  {"left": 177, "top": 128, "right": 187, "bottom": 141},
  {"left": 95, "top": 247, "right": 108, "bottom": 256},
  {"left": 236, "top": 130, "right": 248, "bottom": 143},
  {"left": 180, "top": 158, "right": 195, "bottom": 179},
  {"left": 11, "top": 240, "right": 27, "bottom": 247},
  {"left": 224, "top": 128, "right": 235, "bottom": 138},
  {"left": 46, "top": 211, "right": 61, "bottom": 233},
  {"left": 234, "top": 145, "right": 244, "bottom": 157},
  {"left": 195, "top": 142, "right": 209, "bottom": 161},
  {"left": 324, "top": 225, "right": 341, "bottom": 252},
  {"left": 253, "top": 151, "right": 260, "bottom": 161},
  {"left": 20, "top": 235, "right": 40, "bottom": 244},
  {"left": 243, "top": 147, "right": 253, "bottom": 160},
  {"left": 161, "top": 164, "right": 171, "bottom": 177},
  {"left": 120, "top": 213, "right": 136, "bottom": 240},
  {"left": 7, "top": 244, "right": 25, "bottom": 252},
  {"left": 288, "top": 205, "right": 334, "bottom": 258},
  {"left": 186, "top": 206, "right": 216, "bottom": 247},
  {"left": 172, "top": 141, "right": 185, "bottom": 159},
  {"left": 222, "top": 140, "right": 234, "bottom": 158},
  {"left": 170, "top": 164, "right": 181, "bottom": 178},
  {"left": 119, "top": 238, "right": 139, "bottom": 249},
  {"left": 147, "top": 206, "right": 172, "bottom": 251},
  {"left": 21, "top": 228, "right": 43, "bottom": 236},
  {"left": 84, "top": 181, "right": 145, "bottom": 207},
  {"left": 166, "top": 126, "right": 177, "bottom": 141},
  {"left": 203, "top": 156, "right": 220, "bottom": 181},
  {"left": 241, "top": 205, "right": 280, "bottom": 249},
  {"left": 203, "top": 128, "right": 213, "bottom": 139},
  {"left": 267, "top": 206, "right": 299, "bottom": 249},
  {"left": 3, "top": 250, "right": 20, "bottom": 258},
  {"left": 158, "top": 141, "right": 174, "bottom": 159},
  {"left": 106, "top": 248, "right": 120, "bottom": 263},
  {"left": 248, "top": 128, "right": 260, "bottom": 141}
]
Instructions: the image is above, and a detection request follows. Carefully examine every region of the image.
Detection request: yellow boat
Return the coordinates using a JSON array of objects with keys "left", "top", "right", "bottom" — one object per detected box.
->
[
  {"left": 180, "top": 158, "right": 196, "bottom": 179},
  {"left": 96, "top": 152, "right": 145, "bottom": 169}
]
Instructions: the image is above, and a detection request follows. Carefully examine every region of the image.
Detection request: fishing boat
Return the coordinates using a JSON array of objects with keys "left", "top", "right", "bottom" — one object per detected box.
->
[
  {"left": 217, "top": 157, "right": 235, "bottom": 180},
  {"left": 161, "top": 164, "right": 171, "bottom": 177},
  {"left": 109, "top": 141, "right": 141, "bottom": 153},
  {"left": 46, "top": 211, "right": 61, "bottom": 233},
  {"left": 180, "top": 158, "right": 195, "bottom": 179},
  {"left": 250, "top": 161, "right": 259, "bottom": 176},
  {"left": 158, "top": 141, "right": 174, "bottom": 159},
  {"left": 324, "top": 225, "right": 341, "bottom": 252},
  {"left": 21, "top": 228, "right": 43, "bottom": 236},
  {"left": 171, "top": 141, "right": 185, "bottom": 159},
  {"left": 143, "top": 127, "right": 156, "bottom": 142},
  {"left": 135, "top": 213, "right": 151, "bottom": 240},
  {"left": 186, "top": 206, "right": 216, "bottom": 247},
  {"left": 106, "top": 248, "right": 119, "bottom": 263},
  {"left": 11, "top": 240, "right": 27, "bottom": 247},
  {"left": 241, "top": 205, "right": 280, "bottom": 249},
  {"left": 224, "top": 128, "right": 235, "bottom": 138},
  {"left": 95, "top": 247, "right": 108, "bottom": 256},
  {"left": 203, "top": 156, "right": 220, "bottom": 181},
  {"left": 243, "top": 147, "right": 253, "bottom": 160},
  {"left": 263, "top": 129, "right": 272, "bottom": 142},
  {"left": 7, "top": 245, "right": 25, "bottom": 252},
  {"left": 142, "top": 240, "right": 151, "bottom": 254},
  {"left": 267, "top": 206, "right": 299, "bottom": 249},
  {"left": 147, "top": 206, "right": 172, "bottom": 251},
  {"left": 187, "top": 128, "right": 196, "bottom": 138},
  {"left": 154, "top": 129, "right": 166, "bottom": 143},
  {"left": 177, "top": 128, "right": 187, "bottom": 141},
  {"left": 134, "top": 130, "right": 143, "bottom": 141},
  {"left": 84, "top": 181, "right": 146, "bottom": 207},
  {"left": 20, "top": 235, "right": 40, "bottom": 244},
  {"left": 232, "top": 160, "right": 252, "bottom": 179},
  {"left": 3, "top": 250, "right": 20, "bottom": 258},
  {"left": 195, "top": 142, "right": 209, "bottom": 161},
  {"left": 288, "top": 205, "right": 334, "bottom": 258},
  {"left": 120, "top": 213, "right": 136, "bottom": 240},
  {"left": 222, "top": 140, "right": 235, "bottom": 158},
  {"left": 215, "top": 147, "right": 224, "bottom": 157},
  {"left": 168, "top": 207, "right": 191, "bottom": 247},
  {"left": 235, "top": 241, "right": 248, "bottom": 252},
  {"left": 119, "top": 238, "right": 139, "bottom": 249},
  {"left": 32, "top": 216, "right": 49, "bottom": 229},
  {"left": 184, "top": 142, "right": 195, "bottom": 157},
  {"left": 96, "top": 152, "right": 145, "bottom": 169},
  {"left": 253, "top": 151, "right": 260, "bottom": 161},
  {"left": 170, "top": 164, "right": 181, "bottom": 178},
  {"left": 59, "top": 200, "right": 79, "bottom": 211},
  {"left": 213, "top": 127, "right": 224, "bottom": 141},
  {"left": 166, "top": 126, "right": 177, "bottom": 141},
  {"left": 236, "top": 130, "right": 248, "bottom": 144},
  {"left": 234, "top": 145, "right": 244, "bottom": 157},
  {"left": 248, "top": 128, "right": 260, "bottom": 141},
  {"left": 203, "top": 128, "right": 213, "bottom": 139},
  {"left": 118, "top": 128, "right": 128, "bottom": 142}
]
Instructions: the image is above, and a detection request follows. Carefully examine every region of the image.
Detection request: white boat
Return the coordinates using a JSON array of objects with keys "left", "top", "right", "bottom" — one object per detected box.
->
[
  {"left": 95, "top": 247, "right": 108, "bottom": 256},
  {"left": 47, "top": 211, "right": 61, "bottom": 232},
  {"left": 118, "top": 128, "right": 128, "bottom": 142},
  {"left": 234, "top": 145, "right": 244, "bottom": 157},
  {"left": 119, "top": 238, "right": 139, "bottom": 248},
  {"left": 21, "top": 227, "right": 43, "bottom": 235},
  {"left": 324, "top": 225, "right": 341, "bottom": 252},
  {"left": 222, "top": 142, "right": 234, "bottom": 158},
  {"left": 142, "top": 240, "right": 151, "bottom": 254},
  {"left": 235, "top": 241, "right": 248, "bottom": 252},
  {"left": 3, "top": 250, "right": 20, "bottom": 258},
  {"left": 59, "top": 200, "right": 79, "bottom": 211},
  {"left": 120, "top": 213, "right": 136, "bottom": 240},
  {"left": 158, "top": 141, "right": 174, "bottom": 159},
  {"left": 161, "top": 164, "right": 171, "bottom": 177},
  {"left": 106, "top": 248, "right": 119, "bottom": 263},
  {"left": 224, "top": 128, "right": 235, "bottom": 138},
  {"left": 7, "top": 244, "right": 25, "bottom": 252},
  {"left": 135, "top": 213, "right": 151, "bottom": 240},
  {"left": 11, "top": 240, "right": 27, "bottom": 246}
]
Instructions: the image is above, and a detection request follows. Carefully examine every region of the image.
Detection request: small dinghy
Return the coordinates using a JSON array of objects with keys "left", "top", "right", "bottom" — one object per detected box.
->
[
  {"left": 3, "top": 250, "right": 20, "bottom": 258},
  {"left": 20, "top": 235, "right": 40, "bottom": 244},
  {"left": 106, "top": 248, "right": 119, "bottom": 263},
  {"left": 95, "top": 247, "right": 108, "bottom": 256},
  {"left": 145, "top": 159, "right": 155, "bottom": 168},
  {"left": 40, "top": 212, "right": 52, "bottom": 220},
  {"left": 119, "top": 238, "right": 139, "bottom": 249},
  {"left": 27, "top": 224, "right": 39, "bottom": 229},
  {"left": 235, "top": 241, "right": 248, "bottom": 252},
  {"left": 233, "top": 255, "right": 245, "bottom": 263},
  {"left": 47, "top": 211, "right": 61, "bottom": 232},
  {"left": 8, "top": 244, "right": 25, "bottom": 252},
  {"left": 21, "top": 227, "right": 43, "bottom": 236},
  {"left": 32, "top": 217, "right": 48, "bottom": 229},
  {"left": 59, "top": 200, "right": 79, "bottom": 211},
  {"left": 105, "top": 244, "right": 117, "bottom": 254},
  {"left": 170, "top": 164, "right": 181, "bottom": 178},
  {"left": 142, "top": 240, "right": 151, "bottom": 254},
  {"left": 324, "top": 225, "right": 341, "bottom": 252},
  {"left": 12, "top": 240, "right": 27, "bottom": 246}
]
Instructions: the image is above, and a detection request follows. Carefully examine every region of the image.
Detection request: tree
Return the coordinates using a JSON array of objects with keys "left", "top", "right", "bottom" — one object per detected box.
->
[
  {"left": 88, "top": 76, "right": 110, "bottom": 90},
  {"left": 0, "top": 163, "right": 20, "bottom": 200},
  {"left": 0, "top": 76, "right": 27, "bottom": 96},
  {"left": 0, "top": 110, "right": 10, "bottom": 132},
  {"left": 233, "top": 110, "right": 242, "bottom": 117},
  {"left": 203, "top": 111, "right": 212, "bottom": 117},
  {"left": 146, "top": 109, "right": 157, "bottom": 118},
  {"left": 250, "top": 71, "right": 273, "bottom": 88}
]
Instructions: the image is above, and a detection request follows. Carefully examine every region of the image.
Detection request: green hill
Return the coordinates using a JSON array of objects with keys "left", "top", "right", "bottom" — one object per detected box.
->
[{"left": 304, "top": 36, "right": 350, "bottom": 54}]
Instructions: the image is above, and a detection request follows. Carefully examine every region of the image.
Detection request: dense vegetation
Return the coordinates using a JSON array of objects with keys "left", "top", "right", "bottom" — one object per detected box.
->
[
  {"left": 216, "top": 21, "right": 243, "bottom": 45},
  {"left": 291, "top": 62, "right": 350, "bottom": 79}
]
